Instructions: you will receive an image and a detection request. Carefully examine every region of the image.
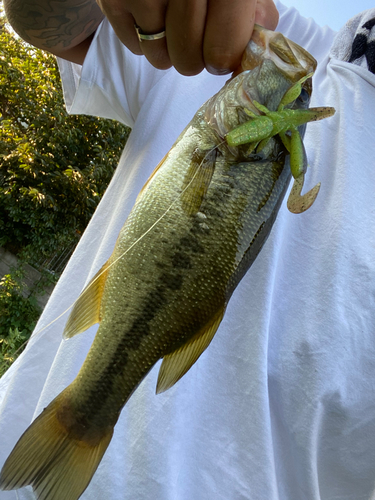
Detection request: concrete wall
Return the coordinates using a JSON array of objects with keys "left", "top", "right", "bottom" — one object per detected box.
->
[{"left": 0, "top": 247, "right": 54, "bottom": 309}]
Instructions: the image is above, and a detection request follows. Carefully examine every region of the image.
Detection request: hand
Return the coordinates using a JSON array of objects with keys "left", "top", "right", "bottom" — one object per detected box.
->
[{"left": 96, "top": 0, "right": 279, "bottom": 76}]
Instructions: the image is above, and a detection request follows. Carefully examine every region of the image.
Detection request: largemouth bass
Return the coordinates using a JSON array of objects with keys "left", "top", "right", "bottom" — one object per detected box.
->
[{"left": 0, "top": 26, "right": 334, "bottom": 500}]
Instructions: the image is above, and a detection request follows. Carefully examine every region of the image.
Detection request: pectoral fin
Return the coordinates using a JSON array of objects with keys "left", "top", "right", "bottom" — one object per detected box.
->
[
  {"left": 156, "top": 307, "right": 225, "bottom": 394},
  {"left": 180, "top": 148, "right": 217, "bottom": 216},
  {"left": 63, "top": 260, "right": 110, "bottom": 339}
]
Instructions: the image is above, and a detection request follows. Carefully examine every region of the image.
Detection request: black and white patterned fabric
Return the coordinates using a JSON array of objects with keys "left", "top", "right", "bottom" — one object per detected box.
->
[
  {"left": 349, "top": 16, "right": 375, "bottom": 73},
  {"left": 331, "top": 9, "right": 375, "bottom": 74}
]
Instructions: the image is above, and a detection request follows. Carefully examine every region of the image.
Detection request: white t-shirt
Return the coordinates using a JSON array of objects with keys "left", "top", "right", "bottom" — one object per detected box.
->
[{"left": 1, "top": 3, "right": 375, "bottom": 499}]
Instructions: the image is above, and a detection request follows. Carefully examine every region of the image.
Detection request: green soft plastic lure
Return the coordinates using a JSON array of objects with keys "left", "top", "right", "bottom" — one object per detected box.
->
[{"left": 226, "top": 71, "right": 335, "bottom": 213}]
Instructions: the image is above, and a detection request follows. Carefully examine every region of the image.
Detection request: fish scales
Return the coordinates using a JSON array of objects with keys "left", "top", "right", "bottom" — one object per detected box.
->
[
  {"left": 0, "top": 26, "right": 324, "bottom": 500},
  {"left": 69, "top": 151, "right": 289, "bottom": 428}
]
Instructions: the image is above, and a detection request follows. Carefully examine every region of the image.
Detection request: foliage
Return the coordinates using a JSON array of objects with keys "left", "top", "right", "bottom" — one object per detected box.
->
[
  {"left": 0, "top": 14, "right": 130, "bottom": 374},
  {"left": 0, "top": 267, "right": 42, "bottom": 375},
  {"left": 0, "top": 267, "right": 41, "bottom": 335},
  {"left": 0, "top": 327, "right": 31, "bottom": 377},
  {"left": 0, "top": 17, "right": 130, "bottom": 262}
]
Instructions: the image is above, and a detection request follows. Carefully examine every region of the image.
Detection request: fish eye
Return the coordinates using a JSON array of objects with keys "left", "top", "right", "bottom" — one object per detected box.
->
[{"left": 298, "top": 88, "right": 310, "bottom": 104}]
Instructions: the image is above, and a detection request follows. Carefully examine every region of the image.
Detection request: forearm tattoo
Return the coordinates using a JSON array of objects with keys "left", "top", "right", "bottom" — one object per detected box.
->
[{"left": 4, "top": 0, "right": 104, "bottom": 50}]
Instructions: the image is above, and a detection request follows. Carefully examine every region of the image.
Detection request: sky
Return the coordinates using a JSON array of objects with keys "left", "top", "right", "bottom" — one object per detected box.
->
[{"left": 280, "top": 0, "right": 374, "bottom": 31}]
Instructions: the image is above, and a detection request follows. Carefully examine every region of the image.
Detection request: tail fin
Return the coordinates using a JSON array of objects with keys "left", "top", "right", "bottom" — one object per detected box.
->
[{"left": 0, "top": 391, "right": 113, "bottom": 500}]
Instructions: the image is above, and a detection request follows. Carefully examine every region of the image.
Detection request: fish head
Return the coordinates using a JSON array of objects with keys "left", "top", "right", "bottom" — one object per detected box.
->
[
  {"left": 238, "top": 25, "right": 316, "bottom": 83},
  {"left": 203, "top": 25, "right": 317, "bottom": 145},
  {"left": 236, "top": 25, "right": 317, "bottom": 112}
]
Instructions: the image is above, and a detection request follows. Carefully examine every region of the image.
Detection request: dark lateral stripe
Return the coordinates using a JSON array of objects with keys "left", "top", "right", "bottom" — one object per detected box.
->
[{"left": 79, "top": 229, "right": 205, "bottom": 417}]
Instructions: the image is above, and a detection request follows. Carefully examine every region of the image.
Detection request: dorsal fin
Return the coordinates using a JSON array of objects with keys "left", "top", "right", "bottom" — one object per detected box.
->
[
  {"left": 156, "top": 307, "right": 225, "bottom": 394},
  {"left": 63, "top": 260, "right": 110, "bottom": 339}
]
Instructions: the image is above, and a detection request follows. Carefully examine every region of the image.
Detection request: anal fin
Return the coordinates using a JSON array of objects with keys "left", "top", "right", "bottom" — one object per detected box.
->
[
  {"left": 156, "top": 307, "right": 225, "bottom": 394},
  {"left": 63, "top": 260, "right": 110, "bottom": 339}
]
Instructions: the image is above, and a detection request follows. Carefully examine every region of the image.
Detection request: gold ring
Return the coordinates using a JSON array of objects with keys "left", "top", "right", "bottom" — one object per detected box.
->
[{"left": 135, "top": 24, "right": 166, "bottom": 42}]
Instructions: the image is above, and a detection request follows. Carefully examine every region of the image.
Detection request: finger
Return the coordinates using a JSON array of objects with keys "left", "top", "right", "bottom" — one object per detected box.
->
[
  {"left": 204, "top": 0, "right": 257, "bottom": 75},
  {"left": 133, "top": 0, "right": 171, "bottom": 70},
  {"left": 166, "top": 0, "right": 208, "bottom": 76},
  {"left": 96, "top": 0, "right": 142, "bottom": 55},
  {"left": 254, "top": 0, "right": 279, "bottom": 30}
]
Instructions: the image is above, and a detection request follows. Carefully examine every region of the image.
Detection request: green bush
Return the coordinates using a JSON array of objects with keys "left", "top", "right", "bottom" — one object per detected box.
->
[
  {"left": 0, "top": 327, "right": 31, "bottom": 377},
  {"left": 0, "top": 17, "right": 130, "bottom": 260},
  {"left": 0, "top": 14, "right": 130, "bottom": 375},
  {"left": 0, "top": 269, "right": 41, "bottom": 334},
  {"left": 0, "top": 268, "right": 42, "bottom": 375}
]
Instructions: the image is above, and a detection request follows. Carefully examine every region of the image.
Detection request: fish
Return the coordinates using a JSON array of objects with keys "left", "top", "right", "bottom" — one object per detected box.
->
[{"left": 0, "top": 26, "right": 335, "bottom": 500}]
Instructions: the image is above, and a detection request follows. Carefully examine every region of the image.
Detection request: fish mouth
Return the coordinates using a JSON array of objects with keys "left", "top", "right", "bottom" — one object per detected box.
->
[{"left": 233, "top": 25, "right": 316, "bottom": 94}]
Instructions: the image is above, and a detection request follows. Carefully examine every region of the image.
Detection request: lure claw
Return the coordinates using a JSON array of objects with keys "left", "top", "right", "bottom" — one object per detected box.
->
[{"left": 287, "top": 173, "right": 320, "bottom": 214}]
